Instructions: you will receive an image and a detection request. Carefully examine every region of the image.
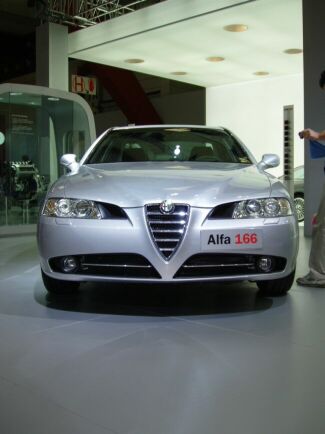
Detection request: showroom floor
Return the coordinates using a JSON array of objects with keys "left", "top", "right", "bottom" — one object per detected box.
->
[{"left": 0, "top": 229, "right": 324, "bottom": 434}]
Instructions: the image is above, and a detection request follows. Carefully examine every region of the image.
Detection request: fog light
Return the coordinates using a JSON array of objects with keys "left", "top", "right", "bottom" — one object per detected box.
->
[
  {"left": 257, "top": 256, "right": 274, "bottom": 273},
  {"left": 61, "top": 256, "right": 78, "bottom": 273}
]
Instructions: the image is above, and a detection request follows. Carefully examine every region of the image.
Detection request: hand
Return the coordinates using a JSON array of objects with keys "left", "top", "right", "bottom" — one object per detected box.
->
[{"left": 298, "top": 129, "right": 320, "bottom": 140}]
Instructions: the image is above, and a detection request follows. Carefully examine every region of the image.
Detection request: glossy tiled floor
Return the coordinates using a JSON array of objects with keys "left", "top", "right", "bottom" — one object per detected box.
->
[{"left": 0, "top": 229, "right": 324, "bottom": 434}]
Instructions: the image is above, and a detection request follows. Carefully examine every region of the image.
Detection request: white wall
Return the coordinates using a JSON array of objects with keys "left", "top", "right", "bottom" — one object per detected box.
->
[
  {"left": 206, "top": 74, "right": 304, "bottom": 177},
  {"left": 36, "top": 23, "right": 69, "bottom": 91}
]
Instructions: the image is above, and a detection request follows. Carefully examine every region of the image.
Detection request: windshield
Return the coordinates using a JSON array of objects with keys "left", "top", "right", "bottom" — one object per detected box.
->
[{"left": 85, "top": 127, "right": 252, "bottom": 164}]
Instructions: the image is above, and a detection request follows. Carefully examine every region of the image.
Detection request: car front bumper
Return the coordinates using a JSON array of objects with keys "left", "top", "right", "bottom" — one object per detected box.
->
[{"left": 38, "top": 207, "right": 299, "bottom": 283}]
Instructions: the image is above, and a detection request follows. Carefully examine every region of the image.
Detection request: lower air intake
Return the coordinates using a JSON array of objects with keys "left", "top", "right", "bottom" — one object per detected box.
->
[
  {"left": 174, "top": 254, "right": 286, "bottom": 278},
  {"left": 50, "top": 254, "right": 161, "bottom": 279}
]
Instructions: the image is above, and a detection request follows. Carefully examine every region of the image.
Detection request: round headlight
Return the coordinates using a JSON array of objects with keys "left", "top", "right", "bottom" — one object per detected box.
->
[
  {"left": 75, "top": 200, "right": 92, "bottom": 218},
  {"left": 264, "top": 199, "right": 280, "bottom": 216},
  {"left": 246, "top": 200, "right": 262, "bottom": 214},
  {"left": 57, "top": 199, "right": 71, "bottom": 217}
]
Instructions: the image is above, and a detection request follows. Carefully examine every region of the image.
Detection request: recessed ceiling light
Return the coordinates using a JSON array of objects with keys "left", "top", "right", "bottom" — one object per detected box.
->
[
  {"left": 124, "top": 58, "right": 144, "bottom": 64},
  {"left": 48, "top": 97, "right": 60, "bottom": 101},
  {"left": 253, "top": 71, "right": 270, "bottom": 76},
  {"left": 170, "top": 71, "right": 187, "bottom": 75},
  {"left": 206, "top": 56, "right": 225, "bottom": 62},
  {"left": 224, "top": 24, "right": 248, "bottom": 32},
  {"left": 284, "top": 48, "right": 303, "bottom": 54},
  {"left": 10, "top": 92, "right": 22, "bottom": 96}
]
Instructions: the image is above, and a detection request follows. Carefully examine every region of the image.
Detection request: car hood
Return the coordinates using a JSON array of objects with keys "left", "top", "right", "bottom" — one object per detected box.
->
[{"left": 51, "top": 162, "right": 272, "bottom": 208}]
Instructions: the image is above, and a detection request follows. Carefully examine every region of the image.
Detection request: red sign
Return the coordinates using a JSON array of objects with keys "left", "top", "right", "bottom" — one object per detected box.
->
[{"left": 71, "top": 75, "right": 97, "bottom": 95}]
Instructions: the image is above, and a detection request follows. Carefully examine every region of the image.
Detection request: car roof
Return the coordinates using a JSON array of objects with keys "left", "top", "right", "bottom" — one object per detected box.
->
[{"left": 109, "top": 125, "right": 227, "bottom": 132}]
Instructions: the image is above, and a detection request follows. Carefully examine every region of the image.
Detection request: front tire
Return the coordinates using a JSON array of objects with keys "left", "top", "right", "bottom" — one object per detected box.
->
[
  {"left": 294, "top": 194, "right": 304, "bottom": 222},
  {"left": 257, "top": 269, "right": 295, "bottom": 296},
  {"left": 41, "top": 269, "right": 80, "bottom": 295}
]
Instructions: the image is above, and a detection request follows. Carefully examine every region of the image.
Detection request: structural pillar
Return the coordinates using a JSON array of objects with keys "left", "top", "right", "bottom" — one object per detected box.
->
[
  {"left": 303, "top": 0, "right": 325, "bottom": 236},
  {"left": 36, "top": 22, "right": 69, "bottom": 91}
]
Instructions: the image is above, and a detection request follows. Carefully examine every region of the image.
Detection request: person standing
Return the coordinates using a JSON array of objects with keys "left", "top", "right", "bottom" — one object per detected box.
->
[{"left": 296, "top": 70, "right": 325, "bottom": 287}]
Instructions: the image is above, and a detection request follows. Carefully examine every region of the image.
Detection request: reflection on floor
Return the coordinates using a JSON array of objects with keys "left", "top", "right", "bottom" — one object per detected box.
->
[
  {"left": 0, "top": 201, "right": 40, "bottom": 225},
  {"left": 0, "top": 229, "right": 324, "bottom": 434}
]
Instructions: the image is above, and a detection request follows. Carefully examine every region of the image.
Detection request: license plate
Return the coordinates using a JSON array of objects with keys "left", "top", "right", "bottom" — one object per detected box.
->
[{"left": 201, "top": 229, "right": 263, "bottom": 250}]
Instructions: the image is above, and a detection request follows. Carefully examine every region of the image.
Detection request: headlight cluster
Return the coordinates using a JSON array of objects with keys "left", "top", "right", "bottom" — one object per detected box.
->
[
  {"left": 43, "top": 198, "right": 102, "bottom": 219},
  {"left": 232, "top": 198, "right": 292, "bottom": 219}
]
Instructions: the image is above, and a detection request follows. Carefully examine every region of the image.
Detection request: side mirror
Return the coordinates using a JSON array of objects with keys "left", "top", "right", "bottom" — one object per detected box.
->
[
  {"left": 60, "top": 154, "right": 79, "bottom": 173},
  {"left": 257, "top": 154, "right": 280, "bottom": 170}
]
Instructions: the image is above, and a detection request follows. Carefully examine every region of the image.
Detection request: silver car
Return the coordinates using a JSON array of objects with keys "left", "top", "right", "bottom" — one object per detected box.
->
[
  {"left": 279, "top": 165, "right": 304, "bottom": 222},
  {"left": 38, "top": 126, "right": 298, "bottom": 296}
]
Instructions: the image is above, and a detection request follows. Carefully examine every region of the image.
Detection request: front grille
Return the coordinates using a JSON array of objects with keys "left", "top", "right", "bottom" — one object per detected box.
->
[
  {"left": 174, "top": 254, "right": 286, "bottom": 278},
  {"left": 146, "top": 204, "right": 189, "bottom": 260},
  {"left": 50, "top": 254, "right": 161, "bottom": 278}
]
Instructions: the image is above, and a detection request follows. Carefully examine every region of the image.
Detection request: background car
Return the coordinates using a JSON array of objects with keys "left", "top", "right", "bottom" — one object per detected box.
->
[
  {"left": 38, "top": 125, "right": 299, "bottom": 297},
  {"left": 279, "top": 165, "right": 304, "bottom": 222}
]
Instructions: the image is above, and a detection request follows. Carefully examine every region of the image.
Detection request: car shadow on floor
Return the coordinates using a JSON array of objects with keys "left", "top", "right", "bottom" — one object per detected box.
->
[{"left": 35, "top": 280, "right": 280, "bottom": 317}]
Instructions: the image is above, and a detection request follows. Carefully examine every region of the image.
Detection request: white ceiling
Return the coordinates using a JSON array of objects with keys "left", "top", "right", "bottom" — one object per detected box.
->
[{"left": 68, "top": 0, "right": 303, "bottom": 88}]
